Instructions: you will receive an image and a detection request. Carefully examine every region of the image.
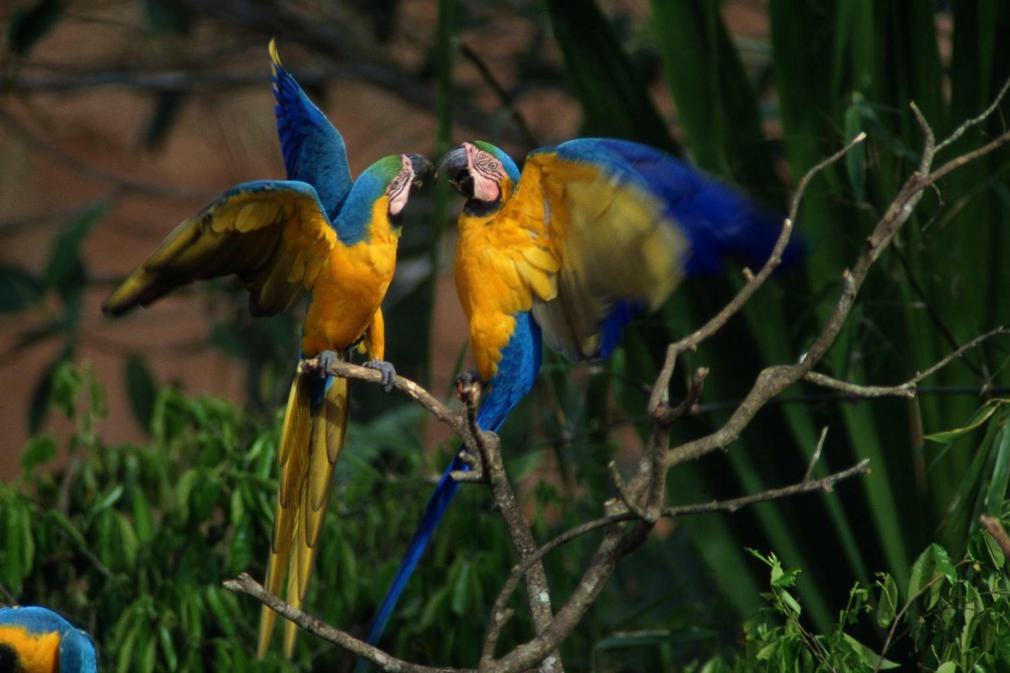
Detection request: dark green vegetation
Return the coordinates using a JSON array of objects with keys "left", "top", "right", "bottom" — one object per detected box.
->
[{"left": 3, "top": 1, "right": 1010, "bottom": 671}]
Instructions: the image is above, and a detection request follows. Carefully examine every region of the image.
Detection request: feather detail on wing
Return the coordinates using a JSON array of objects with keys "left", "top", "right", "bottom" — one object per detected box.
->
[
  {"left": 269, "top": 39, "right": 353, "bottom": 217},
  {"left": 496, "top": 148, "right": 686, "bottom": 361},
  {"left": 102, "top": 180, "right": 337, "bottom": 318}
]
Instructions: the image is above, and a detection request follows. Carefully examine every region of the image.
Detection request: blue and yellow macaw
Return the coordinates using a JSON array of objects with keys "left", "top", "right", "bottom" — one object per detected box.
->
[
  {"left": 365, "top": 138, "right": 802, "bottom": 644},
  {"left": 102, "top": 40, "right": 432, "bottom": 658},
  {"left": 0, "top": 606, "right": 97, "bottom": 673}
]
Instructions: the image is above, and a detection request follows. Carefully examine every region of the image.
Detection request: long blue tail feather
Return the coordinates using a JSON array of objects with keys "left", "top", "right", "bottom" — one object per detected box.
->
[{"left": 360, "top": 315, "right": 541, "bottom": 660}]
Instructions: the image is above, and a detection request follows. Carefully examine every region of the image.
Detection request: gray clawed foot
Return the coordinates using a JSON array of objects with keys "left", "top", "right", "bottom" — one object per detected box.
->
[
  {"left": 316, "top": 350, "right": 340, "bottom": 379},
  {"left": 455, "top": 369, "right": 484, "bottom": 404},
  {"left": 364, "top": 359, "right": 396, "bottom": 392}
]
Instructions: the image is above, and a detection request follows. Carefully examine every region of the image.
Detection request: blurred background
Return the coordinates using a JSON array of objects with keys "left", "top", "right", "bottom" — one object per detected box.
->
[{"left": 2, "top": 1, "right": 1010, "bottom": 671}]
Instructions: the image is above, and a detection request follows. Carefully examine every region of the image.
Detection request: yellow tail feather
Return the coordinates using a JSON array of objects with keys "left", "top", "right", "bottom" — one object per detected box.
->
[{"left": 256, "top": 371, "right": 349, "bottom": 659}]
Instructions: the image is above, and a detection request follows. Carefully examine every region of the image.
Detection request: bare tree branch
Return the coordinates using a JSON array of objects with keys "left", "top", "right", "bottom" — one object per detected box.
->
[
  {"left": 647, "top": 132, "right": 867, "bottom": 416},
  {"left": 224, "top": 573, "right": 469, "bottom": 673},
  {"left": 803, "top": 327, "right": 1010, "bottom": 399},
  {"left": 223, "top": 81, "right": 1010, "bottom": 673}
]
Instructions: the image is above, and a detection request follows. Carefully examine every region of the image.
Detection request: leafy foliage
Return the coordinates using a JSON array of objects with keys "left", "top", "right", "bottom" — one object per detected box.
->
[
  {"left": 5, "top": 0, "right": 1010, "bottom": 670},
  {"left": 689, "top": 518, "right": 1010, "bottom": 673}
]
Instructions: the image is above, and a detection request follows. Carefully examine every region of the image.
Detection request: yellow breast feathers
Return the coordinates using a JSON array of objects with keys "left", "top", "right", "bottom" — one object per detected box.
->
[
  {"left": 454, "top": 203, "right": 560, "bottom": 380},
  {"left": 300, "top": 197, "right": 400, "bottom": 356}
]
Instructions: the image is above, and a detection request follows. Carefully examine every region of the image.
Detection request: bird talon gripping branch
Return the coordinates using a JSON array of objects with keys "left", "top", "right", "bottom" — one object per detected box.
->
[{"left": 364, "top": 359, "right": 397, "bottom": 392}]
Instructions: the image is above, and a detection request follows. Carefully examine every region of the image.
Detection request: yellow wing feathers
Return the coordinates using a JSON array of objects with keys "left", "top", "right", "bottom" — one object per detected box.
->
[
  {"left": 101, "top": 185, "right": 336, "bottom": 318},
  {"left": 258, "top": 372, "right": 349, "bottom": 659}
]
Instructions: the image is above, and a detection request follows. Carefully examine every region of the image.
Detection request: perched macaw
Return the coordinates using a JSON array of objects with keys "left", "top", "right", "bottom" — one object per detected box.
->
[
  {"left": 0, "top": 606, "right": 98, "bottom": 673},
  {"left": 101, "top": 40, "right": 432, "bottom": 658},
  {"left": 364, "top": 138, "right": 803, "bottom": 645}
]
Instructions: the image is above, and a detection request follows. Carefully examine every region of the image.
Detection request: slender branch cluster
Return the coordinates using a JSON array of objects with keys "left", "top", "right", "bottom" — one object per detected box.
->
[{"left": 225, "top": 84, "right": 1010, "bottom": 673}]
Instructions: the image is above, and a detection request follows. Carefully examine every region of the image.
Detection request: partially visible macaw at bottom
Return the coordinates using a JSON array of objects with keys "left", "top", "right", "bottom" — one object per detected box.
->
[
  {"left": 0, "top": 606, "right": 98, "bottom": 673},
  {"left": 361, "top": 137, "right": 804, "bottom": 655}
]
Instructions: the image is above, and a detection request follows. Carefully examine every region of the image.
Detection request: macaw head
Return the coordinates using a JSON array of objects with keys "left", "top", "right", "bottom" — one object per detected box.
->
[
  {"left": 0, "top": 606, "right": 98, "bottom": 673},
  {"left": 370, "top": 153, "right": 434, "bottom": 217},
  {"left": 438, "top": 141, "right": 521, "bottom": 209},
  {"left": 335, "top": 153, "right": 432, "bottom": 243}
]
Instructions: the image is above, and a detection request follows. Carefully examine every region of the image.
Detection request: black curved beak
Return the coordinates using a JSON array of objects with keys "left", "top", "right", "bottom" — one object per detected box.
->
[
  {"left": 437, "top": 145, "right": 473, "bottom": 198},
  {"left": 407, "top": 153, "right": 433, "bottom": 188}
]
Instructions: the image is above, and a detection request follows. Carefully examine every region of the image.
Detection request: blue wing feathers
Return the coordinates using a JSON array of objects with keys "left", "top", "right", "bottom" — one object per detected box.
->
[{"left": 271, "top": 59, "right": 353, "bottom": 219}]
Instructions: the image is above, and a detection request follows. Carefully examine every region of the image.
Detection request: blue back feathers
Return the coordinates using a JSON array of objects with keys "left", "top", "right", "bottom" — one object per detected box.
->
[
  {"left": 271, "top": 48, "right": 353, "bottom": 221},
  {"left": 0, "top": 606, "right": 98, "bottom": 673}
]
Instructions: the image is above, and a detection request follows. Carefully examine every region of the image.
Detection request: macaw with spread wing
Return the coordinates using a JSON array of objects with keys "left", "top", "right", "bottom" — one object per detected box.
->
[
  {"left": 364, "top": 137, "right": 802, "bottom": 646},
  {"left": 102, "top": 40, "right": 432, "bottom": 658},
  {"left": 0, "top": 606, "right": 98, "bottom": 673}
]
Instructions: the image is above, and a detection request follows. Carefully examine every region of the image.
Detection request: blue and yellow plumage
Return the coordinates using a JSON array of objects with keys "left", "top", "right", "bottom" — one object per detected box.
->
[
  {"left": 102, "top": 40, "right": 431, "bottom": 658},
  {"left": 0, "top": 605, "right": 97, "bottom": 673},
  {"left": 364, "top": 137, "right": 802, "bottom": 648}
]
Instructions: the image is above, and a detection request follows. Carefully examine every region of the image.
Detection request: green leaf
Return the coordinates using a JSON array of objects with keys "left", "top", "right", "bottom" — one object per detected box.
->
[
  {"left": 91, "top": 484, "right": 125, "bottom": 515},
  {"left": 124, "top": 354, "right": 157, "bottom": 432},
  {"left": 876, "top": 573, "right": 899, "bottom": 627},
  {"left": 7, "top": 0, "right": 66, "bottom": 55},
  {"left": 43, "top": 204, "right": 106, "bottom": 294},
  {"left": 841, "top": 633, "right": 899, "bottom": 670},
  {"left": 907, "top": 543, "right": 955, "bottom": 606},
  {"left": 175, "top": 469, "right": 200, "bottom": 520},
  {"left": 0, "top": 265, "right": 43, "bottom": 312},
  {"left": 937, "top": 663, "right": 957, "bottom": 673},
  {"left": 116, "top": 621, "right": 140, "bottom": 673},
  {"left": 451, "top": 559, "right": 471, "bottom": 615},
  {"left": 986, "top": 425, "right": 1010, "bottom": 515},
  {"left": 158, "top": 625, "right": 178, "bottom": 673},
  {"left": 130, "top": 486, "right": 155, "bottom": 544},
  {"left": 28, "top": 344, "right": 73, "bottom": 432},
  {"left": 138, "top": 630, "right": 156, "bottom": 673},
  {"left": 116, "top": 512, "right": 139, "bottom": 570},
  {"left": 20, "top": 434, "right": 57, "bottom": 474},
  {"left": 925, "top": 401, "right": 1003, "bottom": 443}
]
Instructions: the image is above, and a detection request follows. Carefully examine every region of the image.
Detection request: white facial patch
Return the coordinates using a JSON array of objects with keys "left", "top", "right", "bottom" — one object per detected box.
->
[
  {"left": 465, "top": 142, "right": 503, "bottom": 203},
  {"left": 387, "top": 155, "right": 414, "bottom": 216}
]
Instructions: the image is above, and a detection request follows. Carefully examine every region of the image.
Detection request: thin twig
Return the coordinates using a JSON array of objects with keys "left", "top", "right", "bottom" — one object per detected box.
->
[
  {"left": 224, "top": 573, "right": 467, "bottom": 673},
  {"left": 647, "top": 132, "right": 867, "bottom": 415},
  {"left": 979, "top": 514, "right": 1010, "bottom": 558},
  {"left": 455, "top": 379, "right": 561, "bottom": 672},
  {"left": 935, "top": 76, "right": 1010, "bottom": 155},
  {"left": 301, "top": 357, "right": 465, "bottom": 435},
  {"left": 662, "top": 460, "right": 869, "bottom": 517},
  {"left": 804, "top": 427, "right": 829, "bottom": 482},
  {"left": 458, "top": 43, "right": 539, "bottom": 149},
  {"left": 803, "top": 327, "right": 1009, "bottom": 398}
]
